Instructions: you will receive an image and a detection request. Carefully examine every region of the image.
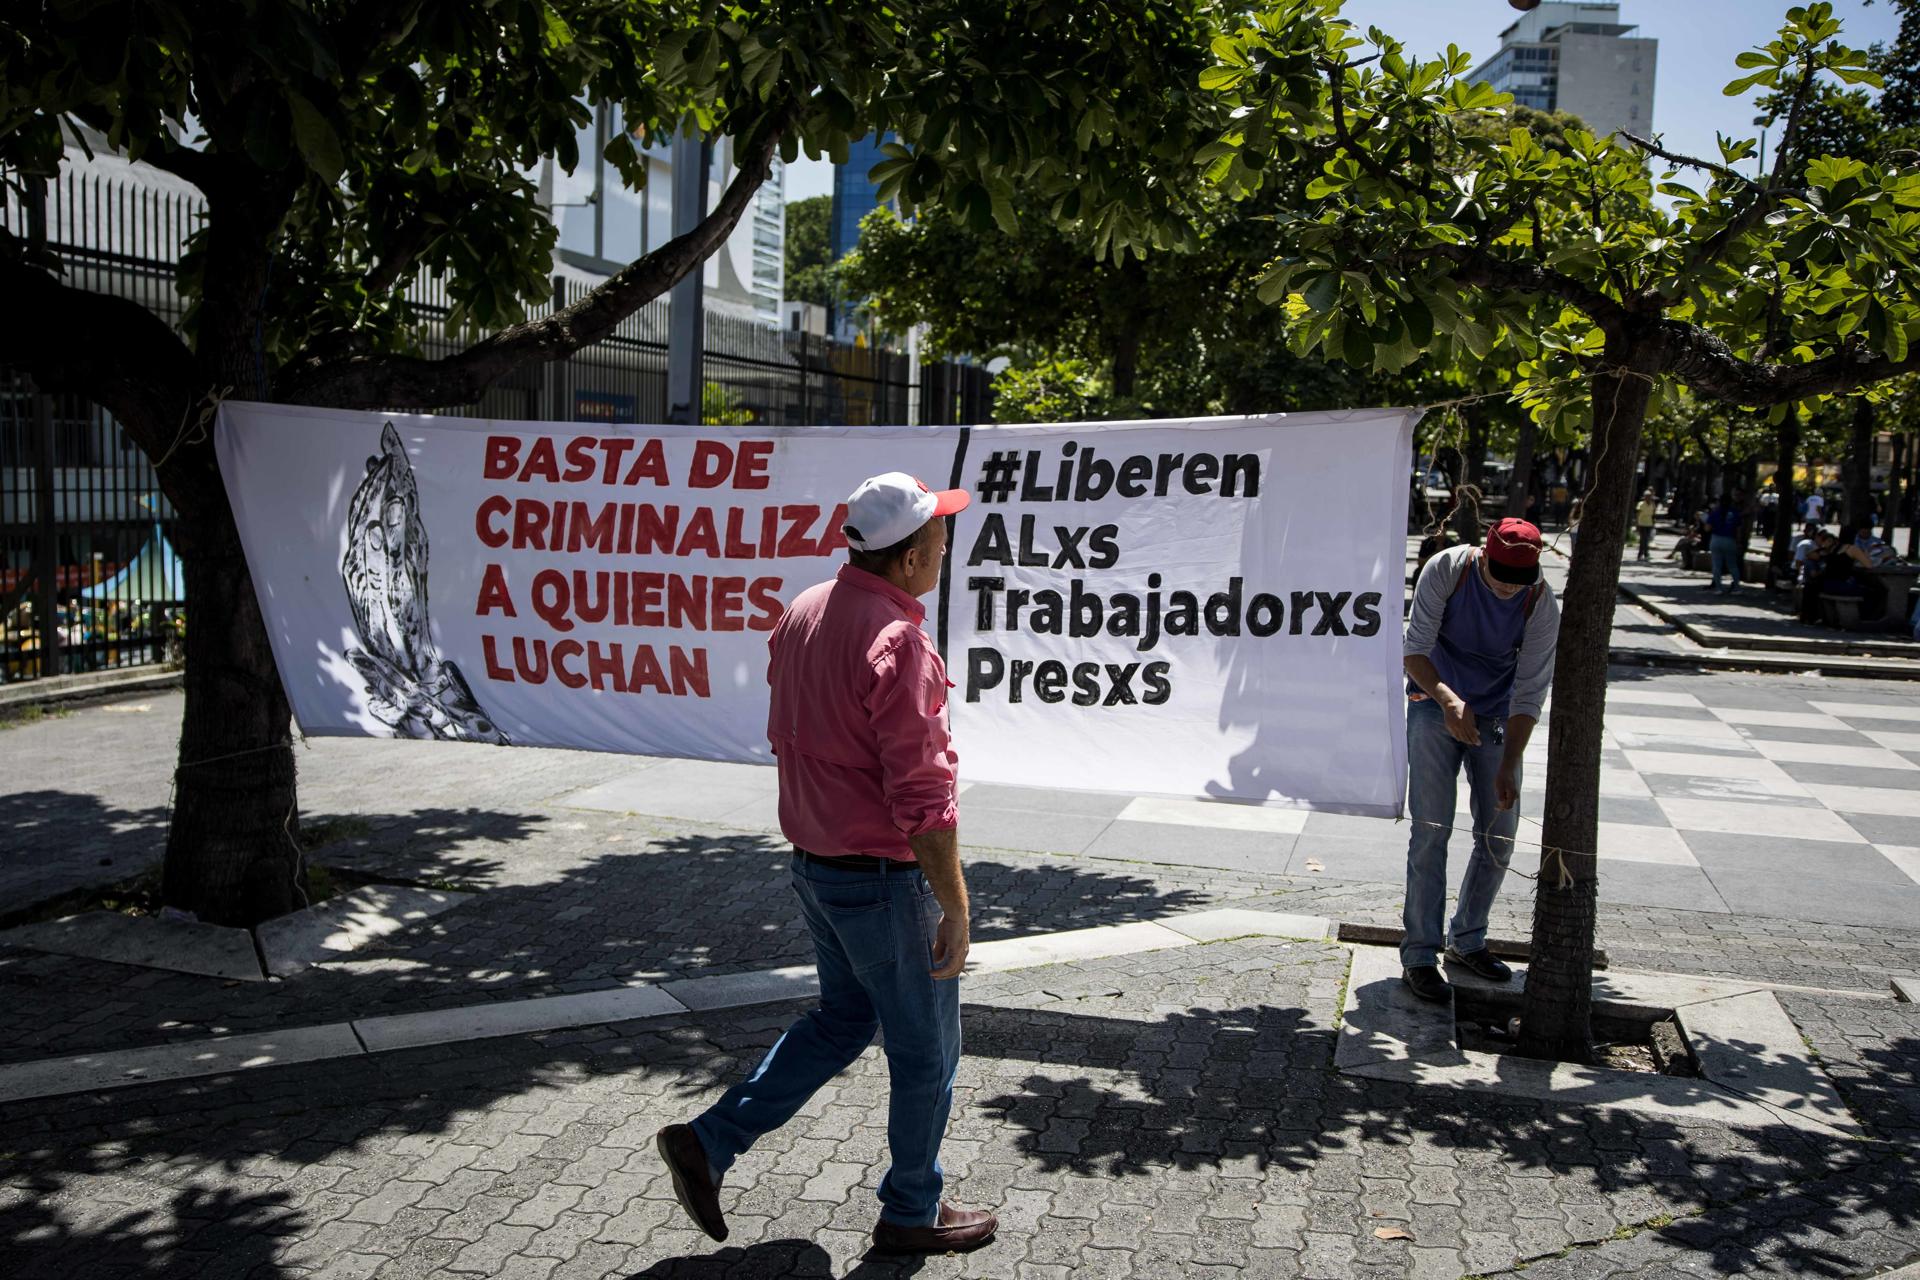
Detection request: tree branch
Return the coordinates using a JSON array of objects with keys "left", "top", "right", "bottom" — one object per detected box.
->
[
  {"left": 1768, "top": 59, "right": 1817, "bottom": 191},
  {"left": 362, "top": 211, "right": 436, "bottom": 298},
  {"left": 278, "top": 118, "right": 789, "bottom": 410},
  {"left": 1660, "top": 317, "right": 1920, "bottom": 405},
  {"left": 1651, "top": 62, "right": 1817, "bottom": 297},
  {"left": 0, "top": 237, "right": 205, "bottom": 507},
  {"left": 1317, "top": 57, "right": 1400, "bottom": 189},
  {"left": 1432, "top": 244, "right": 1633, "bottom": 332},
  {"left": 136, "top": 140, "right": 223, "bottom": 196},
  {"left": 1620, "top": 131, "right": 1752, "bottom": 188}
]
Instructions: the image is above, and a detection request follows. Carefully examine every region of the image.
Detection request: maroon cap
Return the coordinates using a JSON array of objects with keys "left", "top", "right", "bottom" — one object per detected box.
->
[{"left": 1484, "top": 518, "right": 1542, "bottom": 584}]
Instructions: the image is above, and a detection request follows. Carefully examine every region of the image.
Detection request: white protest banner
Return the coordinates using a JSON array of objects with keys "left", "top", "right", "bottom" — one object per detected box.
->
[
  {"left": 216, "top": 403, "right": 1414, "bottom": 815},
  {"left": 947, "top": 413, "right": 1414, "bottom": 814}
]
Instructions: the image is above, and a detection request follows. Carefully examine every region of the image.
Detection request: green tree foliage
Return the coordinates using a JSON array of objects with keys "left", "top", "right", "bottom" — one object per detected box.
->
[
  {"left": 702, "top": 380, "right": 755, "bottom": 425},
  {"left": 0, "top": 0, "right": 1331, "bottom": 925},
  {"left": 1206, "top": 0, "right": 1920, "bottom": 1056},
  {"left": 989, "top": 356, "right": 1112, "bottom": 422},
  {"left": 782, "top": 193, "right": 834, "bottom": 309},
  {"left": 841, "top": 169, "right": 1412, "bottom": 416}
]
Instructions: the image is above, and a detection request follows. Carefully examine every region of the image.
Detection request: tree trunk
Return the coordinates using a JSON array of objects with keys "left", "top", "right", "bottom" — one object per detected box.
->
[
  {"left": 1110, "top": 330, "right": 1141, "bottom": 402},
  {"left": 1908, "top": 430, "right": 1920, "bottom": 560},
  {"left": 1510, "top": 414, "right": 1539, "bottom": 520},
  {"left": 1452, "top": 409, "right": 1489, "bottom": 545},
  {"left": 160, "top": 197, "right": 304, "bottom": 927},
  {"left": 1770, "top": 413, "right": 1800, "bottom": 577},
  {"left": 161, "top": 497, "right": 302, "bottom": 925},
  {"left": 1882, "top": 430, "right": 1906, "bottom": 544},
  {"left": 1517, "top": 336, "right": 1660, "bottom": 1063},
  {"left": 1846, "top": 398, "right": 1875, "bottom": 529}
]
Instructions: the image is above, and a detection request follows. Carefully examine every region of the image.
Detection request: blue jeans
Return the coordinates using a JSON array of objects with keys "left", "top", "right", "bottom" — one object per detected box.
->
[
  {"left": 691, "top": 853, "right": 961, "bottom": 1228},
  {"left": 1709, "top": 535, "right": 1741, "bottom": 589},
  {"left": 1402, "top": 698, "right": 1519, "bottom": 968}
]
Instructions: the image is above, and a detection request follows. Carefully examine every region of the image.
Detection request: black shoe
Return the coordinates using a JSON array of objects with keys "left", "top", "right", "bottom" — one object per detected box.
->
[
  {"left": 1446, "top": 946, "right": 1513, "bottom": 982},
  {"left": 1402, "top": 965, "right": 1451, "bottom": 1003},
  {"left": 656, "top": 1123, "right": 728, "bottom": 1242}
]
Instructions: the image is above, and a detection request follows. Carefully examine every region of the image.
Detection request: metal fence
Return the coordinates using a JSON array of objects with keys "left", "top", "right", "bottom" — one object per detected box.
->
[{"left": 1, "top": 159, "right": 993, "bottom": 683}]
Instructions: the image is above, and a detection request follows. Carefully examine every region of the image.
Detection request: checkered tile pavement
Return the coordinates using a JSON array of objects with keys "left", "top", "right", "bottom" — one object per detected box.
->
[
  {"left": 1547, "top": 684, "right": 1920, "bottom": 927},
  {"left": 561, "top": 677, "right": 1920, "bottom": 930}
]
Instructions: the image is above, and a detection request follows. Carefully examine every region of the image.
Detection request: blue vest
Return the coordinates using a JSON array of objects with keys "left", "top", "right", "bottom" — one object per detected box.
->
[{"left": 1411, "top": 555, "right": 1531, "bottom": 720}]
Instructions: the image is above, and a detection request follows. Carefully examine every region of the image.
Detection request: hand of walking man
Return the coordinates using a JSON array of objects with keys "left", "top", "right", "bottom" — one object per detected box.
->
[
  {"left": 1443, "top": 694, "right": 1481, "bottom": 746},
  {"left": 931, "top": 912, "right": 969, "bottom": 979}
]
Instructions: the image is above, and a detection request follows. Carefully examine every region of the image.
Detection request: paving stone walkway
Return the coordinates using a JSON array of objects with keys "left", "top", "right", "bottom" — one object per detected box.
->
[
  {"left": 3, "top": 932, "right": 1915, "bottom": 1279},
  {"left": 6, "top": 663, "right": 1920, "bottom": 1276}
]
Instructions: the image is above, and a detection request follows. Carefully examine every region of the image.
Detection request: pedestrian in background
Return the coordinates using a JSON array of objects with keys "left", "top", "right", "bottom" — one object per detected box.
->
[
  {"left": 657, "top": 472, "right": 997, "bottom": 1257},
  {"left": 1706, "top": 491, "right": 1745, "bottom": 593}
]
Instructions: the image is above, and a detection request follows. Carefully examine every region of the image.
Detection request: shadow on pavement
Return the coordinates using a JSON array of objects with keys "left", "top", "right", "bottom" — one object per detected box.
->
[
  {"left": 0, "top": 822, "right": 1211, "bottom": 1069},
  {"left": 626, "top": 1237, "right": 931, "bottom": 1278},
  {"left": 0, "top": 945, "right": 1915, "bottom": 1278}
]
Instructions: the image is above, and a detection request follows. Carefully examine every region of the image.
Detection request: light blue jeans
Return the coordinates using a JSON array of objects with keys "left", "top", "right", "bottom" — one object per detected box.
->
[
  {"left": 1709, "top": 534, "right": 1741, "bottom": 590},
  {"left": 1403, "top": 698, "right": 1520, "bottom": 968},
  {"left": 691, "top": 853, "right": 961, "bottom": 1228}
]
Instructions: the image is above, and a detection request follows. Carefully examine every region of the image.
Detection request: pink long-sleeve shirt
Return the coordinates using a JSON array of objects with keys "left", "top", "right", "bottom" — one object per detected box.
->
[{"left": 767, "top": 565, "right": 959, "bottom": 860}]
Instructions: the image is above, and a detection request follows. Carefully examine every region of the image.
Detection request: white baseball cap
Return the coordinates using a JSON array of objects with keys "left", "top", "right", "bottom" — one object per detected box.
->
[{"left": 842, "top": 471, "right": 971, "bottom": 551}]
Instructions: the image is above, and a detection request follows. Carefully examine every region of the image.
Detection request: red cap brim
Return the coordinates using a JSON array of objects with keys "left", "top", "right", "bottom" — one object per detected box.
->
[{"left": 930, "top": 488, "right": 971, "bottom": 517}]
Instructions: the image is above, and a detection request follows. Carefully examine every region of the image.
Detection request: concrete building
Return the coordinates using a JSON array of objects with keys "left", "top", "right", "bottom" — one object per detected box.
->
[
  {"left": 1472, "top": 2, "right": 1657, "bottom": 140},
  {"left": 540, "top": 104, "right": 785, "bottom": 325}
]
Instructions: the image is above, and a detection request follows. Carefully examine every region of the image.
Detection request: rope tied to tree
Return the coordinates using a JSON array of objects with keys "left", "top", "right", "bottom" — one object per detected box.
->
[
  {"left": 153, "top": 385, "right": 233, "bottom": 472},
  {"left": 1392, "top": 812, "right": 1589, "bottom": 889},
  {"left": 163, "top": 732, "right": 313, "bottom": 913}
]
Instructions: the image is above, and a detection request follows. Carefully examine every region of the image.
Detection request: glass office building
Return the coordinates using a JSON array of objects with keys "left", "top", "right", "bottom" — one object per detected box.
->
[
  {"left": 830, "top": 133, "right": 896, "bottom": 262},
  {"left": 1472, "top": 3, "right": 1656, "bottom": 139}
]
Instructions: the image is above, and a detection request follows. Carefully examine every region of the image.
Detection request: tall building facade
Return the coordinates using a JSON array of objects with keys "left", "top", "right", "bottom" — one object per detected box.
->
[
  {"left": 1472, "top": 2, "right": 1657, "bottom": 140},
  {"left": 543, "top": 107, "right": 784, "bottom": 324},
  {"left": 830, "top": 134, "right": 895, "bottom": 262},
  {"left": 828, "top": 134, "right": 898, "bottom": 341}
]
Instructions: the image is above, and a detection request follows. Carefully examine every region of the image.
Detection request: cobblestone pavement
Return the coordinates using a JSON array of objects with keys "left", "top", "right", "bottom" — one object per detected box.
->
[
  {"left": 5, "top": 678, "right": 1920, "bottom": 1066},
  {"left": 4, "top": 934, "right": 1916, "bottom": 1279},
  {"left": 6, "top": 669, "right": 1920, "bottom": 1275}
]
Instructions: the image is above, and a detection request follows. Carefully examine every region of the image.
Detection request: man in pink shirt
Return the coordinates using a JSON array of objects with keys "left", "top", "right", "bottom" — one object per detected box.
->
[{"left": 657, "top": 472, "right": 997, "bottom": 1256}]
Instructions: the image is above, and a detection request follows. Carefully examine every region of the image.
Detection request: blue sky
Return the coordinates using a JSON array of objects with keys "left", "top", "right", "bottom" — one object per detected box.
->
[{"left": 785, "top": 0, "right": 1901, "bottom": 204}]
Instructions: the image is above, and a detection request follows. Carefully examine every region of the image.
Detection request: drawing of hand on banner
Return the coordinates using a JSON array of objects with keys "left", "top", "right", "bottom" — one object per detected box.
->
[{"left": 340, "top": 423, "right": 510, "bottom": 745}]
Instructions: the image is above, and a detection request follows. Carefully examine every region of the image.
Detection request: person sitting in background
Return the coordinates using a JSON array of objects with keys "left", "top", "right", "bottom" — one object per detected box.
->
[
  {"left": 1796, "top": 527, "right": 1832, "bottom": 623},
  {"left": 1815, "top": 525, "right": 1877, "bottom": 624},
  {"left": 1854, "top": 527, "right": 1901, "bottom": 568},
  {"left": 1669, "top": 512, "right": 1708, "bottom": 565}
]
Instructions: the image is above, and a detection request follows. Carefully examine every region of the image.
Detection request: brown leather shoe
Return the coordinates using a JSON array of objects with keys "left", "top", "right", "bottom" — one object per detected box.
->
[
  {"left": 872, "top": 1201, "right": 998, "bottom": 1254},
  {"left": 655, "top": 1124, "right": 727, "bottom": 1242}
]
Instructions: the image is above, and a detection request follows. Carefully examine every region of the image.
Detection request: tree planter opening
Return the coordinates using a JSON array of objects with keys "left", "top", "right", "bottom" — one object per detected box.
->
[
  {"left": 1336, "top": 946, "right": 1861, "bottom": 1138},
  {"left": 1454, "top": 984, "right": 1699, "bottom": 1077}
]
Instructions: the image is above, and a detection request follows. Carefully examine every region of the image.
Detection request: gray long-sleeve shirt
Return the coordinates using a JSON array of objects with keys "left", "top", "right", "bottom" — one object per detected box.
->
[{"left": 1403, "top": 544, "right": 1559, "bottom": 721}]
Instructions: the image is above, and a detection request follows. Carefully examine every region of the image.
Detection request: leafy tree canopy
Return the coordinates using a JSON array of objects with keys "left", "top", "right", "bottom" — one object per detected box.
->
[
  {"left": 0, "top": 0, "right": 1338, "bottom": 927},
  {"left": 2, "top": 0, "right": 1326, "bottom": 427},
  {"left": 1200, "top": 0, "right": 1920, "bottom": 1057},
  {"left": 783, "top": 192, "right": 833, "bottom": 310}
]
